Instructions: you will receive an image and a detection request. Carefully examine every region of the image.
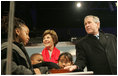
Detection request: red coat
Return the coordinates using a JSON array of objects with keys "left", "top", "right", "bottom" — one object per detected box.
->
[{"left": 42, "top": 47, "right": 60, "bottom": 63}]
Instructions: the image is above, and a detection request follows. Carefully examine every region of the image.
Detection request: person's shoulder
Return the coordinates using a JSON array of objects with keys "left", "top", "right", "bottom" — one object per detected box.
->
[
  {"left": 1, "top": 42, "right": 20, "bottom": 51},
  {"left": 105, "top": 33, "right": 115, "bottom": 36},
  {"left": 75, "top": 36, "right": 88, "bottom": 47},
  {"left": 104, "top": 33, "right": 116, "bottom": 38},
  {"left": 42, "top": 48, "right": 47, "bottom": 51},
  {"left": 76, "top": 35, "right": 88, "bottom": 43},
  {"left": 54, "top": 47, "right": 60, "bottom": 52},
  {"left": 42, "top": 48, "right": 47, "bottom": 54},
  {"left": 1, "top": 42, "right": 22, "bottom": 56}
]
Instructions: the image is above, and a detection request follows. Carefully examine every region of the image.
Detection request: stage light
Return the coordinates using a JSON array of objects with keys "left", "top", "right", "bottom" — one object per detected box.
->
[{"left": 77, "top": 2, "right": 81, "bottom": 8}]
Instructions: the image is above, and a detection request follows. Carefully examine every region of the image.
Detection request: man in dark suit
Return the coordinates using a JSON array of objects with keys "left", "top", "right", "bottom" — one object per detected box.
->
[{"left": 64, "top": 15, "right": 117, "bottom": 75}]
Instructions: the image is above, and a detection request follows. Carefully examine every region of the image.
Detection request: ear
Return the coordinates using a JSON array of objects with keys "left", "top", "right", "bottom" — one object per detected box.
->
[
  {"left": 97, "top": 22, "right": 100, "bottom": 29},
  {"left": 15, "top": 28, "right": 20, "bottom": 36}
]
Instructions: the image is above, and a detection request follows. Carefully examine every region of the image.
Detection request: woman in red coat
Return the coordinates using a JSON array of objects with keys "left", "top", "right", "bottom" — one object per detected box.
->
[{"left": 42, "top": 30, "right": 60, "bottom": 63}]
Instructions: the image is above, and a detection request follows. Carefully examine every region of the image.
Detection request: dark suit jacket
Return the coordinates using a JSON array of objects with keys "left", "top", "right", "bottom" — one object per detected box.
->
[{"left": 75, "top": 32, "right": 117, "bottom": 75}]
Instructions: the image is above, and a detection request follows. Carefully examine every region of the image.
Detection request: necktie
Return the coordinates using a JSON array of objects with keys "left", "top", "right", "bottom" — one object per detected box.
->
[{"left": 96, "top": 35, "right": 99, "bottom": 39}]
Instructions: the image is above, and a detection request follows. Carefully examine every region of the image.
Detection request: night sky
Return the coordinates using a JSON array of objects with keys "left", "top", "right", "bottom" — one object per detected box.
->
[{"left": 1, "top": 1, "right": 117, "bottom": 41}]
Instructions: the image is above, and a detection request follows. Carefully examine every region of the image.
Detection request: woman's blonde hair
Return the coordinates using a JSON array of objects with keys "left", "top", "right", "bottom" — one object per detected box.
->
[{"left": 43, "top": 29, "right": 58, "bottom": 46}]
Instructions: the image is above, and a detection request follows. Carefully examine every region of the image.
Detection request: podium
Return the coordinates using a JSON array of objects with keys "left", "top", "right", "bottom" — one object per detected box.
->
[
  {"left": 52, "top": 71, "right": 93, "bottom": 75},
  {"left": 49, "top": 69, "right": 93, "bottom": 75}
]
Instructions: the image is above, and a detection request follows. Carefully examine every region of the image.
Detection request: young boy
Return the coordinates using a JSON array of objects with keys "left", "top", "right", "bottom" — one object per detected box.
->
[
  {"left": 30, "top": 53, "right": 60, "bottom": 74},
  {"left": 30, "top": 53, "right": 43, "bottom": 65}
]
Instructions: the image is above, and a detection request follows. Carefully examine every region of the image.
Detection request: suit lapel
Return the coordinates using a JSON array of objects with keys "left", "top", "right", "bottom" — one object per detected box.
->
[
  {"left": 99, "top": 32, "right": 107, "bottom": 50},
  {"left": 87, "top": 34, "right": 105, "bottom": 52}
]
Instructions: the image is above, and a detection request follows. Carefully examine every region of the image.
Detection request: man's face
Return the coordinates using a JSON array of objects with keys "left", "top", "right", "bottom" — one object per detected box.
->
[{"left": 84, "top": 17, "right": 100, "bottom": 35}]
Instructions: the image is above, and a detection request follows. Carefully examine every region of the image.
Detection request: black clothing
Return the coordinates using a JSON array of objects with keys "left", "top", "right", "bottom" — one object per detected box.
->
[
  {"left": 1, "top": 42, "right": 34, "bottom": 75},
  {"left": 33, "top": 61, "right": 60, "bottom": 74},
  {"left": 33, "top": 61, "right": 60, "bottom": 69},
  {"left": 75, "top": 32, "right": 117, "bottom": 75}
]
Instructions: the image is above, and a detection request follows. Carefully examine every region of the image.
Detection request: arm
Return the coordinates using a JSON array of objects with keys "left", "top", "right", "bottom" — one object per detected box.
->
[
  {"left": 1, "top": 59, "right": 33, "bottom": 75},
  {"left": 1, "top": 46, "right": 34, "bottom": 75},
  {"left": 64, "top": 42, "right": 86, "bottom": 71},
  {"left": 74, "top": 43, "right": 86, "bottom": 70}
]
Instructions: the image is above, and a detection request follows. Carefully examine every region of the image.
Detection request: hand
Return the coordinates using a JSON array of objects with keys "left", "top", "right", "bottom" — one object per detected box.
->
[
  {"left": 34, "top": 68, "right": 41, "bottom": 74},
  {"left": 64, "top": 65, "right": 78, "bottom": 71}
]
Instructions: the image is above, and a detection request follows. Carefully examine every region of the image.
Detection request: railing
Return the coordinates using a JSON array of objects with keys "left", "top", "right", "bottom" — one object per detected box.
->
[{"left": 6, "top": 1, "right": 15, "bottom": 75}]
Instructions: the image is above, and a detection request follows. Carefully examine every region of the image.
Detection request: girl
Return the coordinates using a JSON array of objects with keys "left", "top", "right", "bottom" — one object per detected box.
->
[
  {"left": 1, "top": 16, "right": 40, "bottom": 75},
  {"left": 58, "top": 52, "right": 73, "bottom": 68}
]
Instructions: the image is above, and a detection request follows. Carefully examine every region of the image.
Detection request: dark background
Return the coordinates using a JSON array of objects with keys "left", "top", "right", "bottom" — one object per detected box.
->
[{"left": 1, "top": 1, "right": 117, "bottom": 42}]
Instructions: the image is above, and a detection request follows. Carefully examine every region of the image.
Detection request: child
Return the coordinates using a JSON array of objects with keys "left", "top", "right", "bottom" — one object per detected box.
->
[
  {"left": 1, "top": 16, "right": 40, "bottom": 75},
  {"left": 30, "top": 53, "right": 60, "bottom": 74},
  {"left": 49, "top": 52, "right": 73, "bottom": 74},
  {"left": 30, "top": 53, "right": 43, "bottom": 65},
  {"left": 58, "top": 52, "right": 73, "bottom": 69},
  {"left": 58, "top": 52, "right": 82, "bottom": 72}
]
